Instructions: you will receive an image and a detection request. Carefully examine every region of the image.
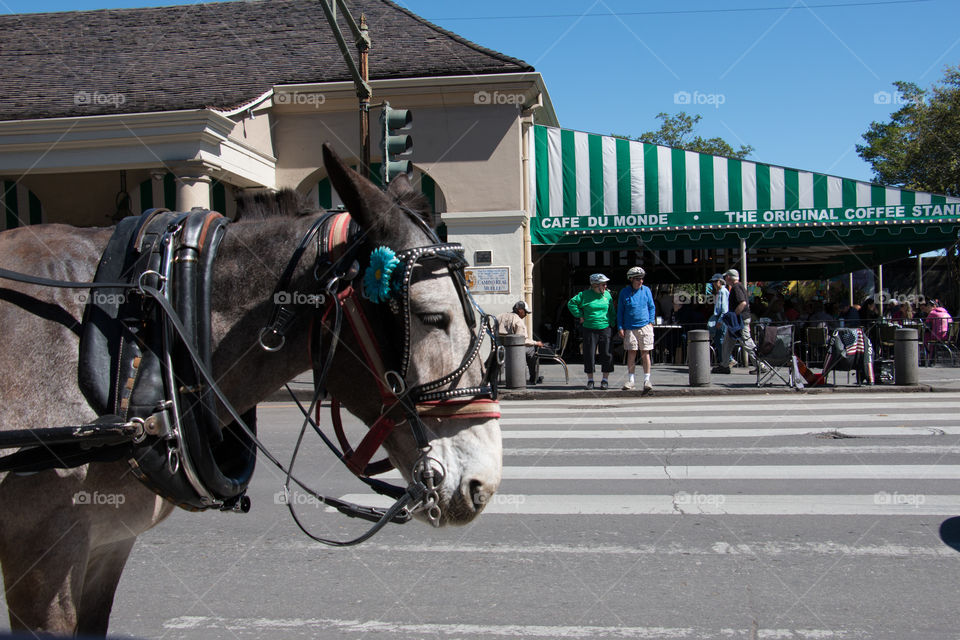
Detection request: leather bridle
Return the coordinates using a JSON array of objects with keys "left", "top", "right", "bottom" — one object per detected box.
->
[
  {"left": 259, "top": 207, "right": 502, "bottom": 537},
  {"left": 0, "top": 205, "right": 501, "bottom": 547}
]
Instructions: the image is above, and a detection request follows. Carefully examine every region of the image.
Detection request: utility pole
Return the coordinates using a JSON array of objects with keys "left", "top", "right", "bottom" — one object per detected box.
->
[
  {"left": 358, "top": 15, "right": 371, "bottom": 179},
  {"left": 317, "top": 1, "right": 373, "bottom": 177}
]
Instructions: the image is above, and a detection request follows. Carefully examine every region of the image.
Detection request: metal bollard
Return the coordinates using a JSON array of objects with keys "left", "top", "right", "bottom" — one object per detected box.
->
[
  {"left": 502, "top": 334, "right": 527, "bottom": 389},
  {"left": 687, "top": 329, "right": 711, "bottom": 386},
  {"left": 894, "top": 328, "right": 919, "bottom": 386}
]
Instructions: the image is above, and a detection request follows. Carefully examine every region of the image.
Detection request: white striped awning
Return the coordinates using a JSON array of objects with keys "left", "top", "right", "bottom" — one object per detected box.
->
[{"left": 529, "top": 124, "right": 960, "bottom": 247}]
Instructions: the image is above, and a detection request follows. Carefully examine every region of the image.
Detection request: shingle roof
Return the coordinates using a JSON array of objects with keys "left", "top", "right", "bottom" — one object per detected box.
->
[{"left": 0, "top": 0, "right": 533, "bottom": 121}]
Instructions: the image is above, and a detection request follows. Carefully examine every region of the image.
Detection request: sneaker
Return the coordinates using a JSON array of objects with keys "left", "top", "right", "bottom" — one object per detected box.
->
[
  {"left": 749, "top": 364, "right": 769, "bottom": 375},
  {"left": 622, "top": 380, "right": 635, "bottom": 390},
  {"left": 643, "top": 379, "right": 653, "bottom": 391},
  {"left": 600, "top": 379, "right": 609, "bottom": 390},
  {"left": 712, "top": 365, "right": 731, "bottom": 374},
  {"left": 586, "top": 380, "right": 595, "bottom": 390}
]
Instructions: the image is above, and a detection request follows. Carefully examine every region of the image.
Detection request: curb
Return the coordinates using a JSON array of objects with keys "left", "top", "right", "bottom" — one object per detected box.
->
[
  {"left": 498, "top": 383, "right": 944, "bottom": 400},
  {"left": 266, "top": 383, "right": 952, "bottom": 404}
]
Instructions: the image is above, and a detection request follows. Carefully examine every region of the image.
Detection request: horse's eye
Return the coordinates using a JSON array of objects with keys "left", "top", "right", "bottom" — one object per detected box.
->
[{"left": 417, "top": 312, "right": 449, "bottom": 330}]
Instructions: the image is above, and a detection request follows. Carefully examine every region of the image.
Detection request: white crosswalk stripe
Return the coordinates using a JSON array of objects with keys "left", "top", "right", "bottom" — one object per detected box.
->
[{"left": 336, "top": 392, "right": 960, "bottom": 517}]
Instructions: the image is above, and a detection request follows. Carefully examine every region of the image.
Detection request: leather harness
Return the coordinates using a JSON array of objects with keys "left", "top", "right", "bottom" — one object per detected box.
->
[
  {"left": 0, "top": 205, "right": 502, "bottom": 544},
  {"left": 74, "top": 208, "right": 257, "bottom": 511}
]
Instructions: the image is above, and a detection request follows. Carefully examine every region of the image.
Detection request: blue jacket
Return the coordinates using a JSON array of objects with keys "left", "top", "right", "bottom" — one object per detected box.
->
[{"left": 617, "top": 284, "right": 656, "bottom": 330}]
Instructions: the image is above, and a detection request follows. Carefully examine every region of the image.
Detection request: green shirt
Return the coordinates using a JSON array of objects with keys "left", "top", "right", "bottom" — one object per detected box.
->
[{"left": 567, "top": 288, "right": 615, "bottom": 330}]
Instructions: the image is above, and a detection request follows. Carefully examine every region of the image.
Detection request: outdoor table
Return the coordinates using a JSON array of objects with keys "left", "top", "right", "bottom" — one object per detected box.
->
[{"left": 653, "top": 324, "right": 682, "bottom": 364}]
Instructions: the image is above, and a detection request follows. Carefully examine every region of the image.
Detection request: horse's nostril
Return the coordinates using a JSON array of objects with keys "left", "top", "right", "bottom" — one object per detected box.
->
[{"left": 469, "top": 479, "right": 488, "bottom": 511}]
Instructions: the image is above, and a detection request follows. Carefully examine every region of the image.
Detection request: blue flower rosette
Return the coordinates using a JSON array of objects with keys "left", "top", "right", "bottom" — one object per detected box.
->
[{"left": 363, "top": 246, "right": 400, "bottom": 303}]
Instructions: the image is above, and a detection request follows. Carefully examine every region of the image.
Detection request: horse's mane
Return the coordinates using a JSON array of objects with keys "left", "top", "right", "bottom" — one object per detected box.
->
[
  {"left": 232, "top": 182, "right": 432, "bottom": 230},
  {"left": 391, "top": 188, "right": 430, "bottom": 220},
  {"left": 233, "top": 188, "right": 314, "bottom": 221}
]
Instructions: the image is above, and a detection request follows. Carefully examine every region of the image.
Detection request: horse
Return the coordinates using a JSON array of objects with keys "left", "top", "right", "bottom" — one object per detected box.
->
[{"left": 0, "top": 144, "right": 503, "bottom": 635}]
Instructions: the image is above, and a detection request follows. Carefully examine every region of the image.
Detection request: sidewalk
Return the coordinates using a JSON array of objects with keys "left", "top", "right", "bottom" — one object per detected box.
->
[
  {"left": 270, "top": 361, "right": 960, "bottom": 403},
  {"left": 503, "top": 360, "right": 960, "bottom": 399}
]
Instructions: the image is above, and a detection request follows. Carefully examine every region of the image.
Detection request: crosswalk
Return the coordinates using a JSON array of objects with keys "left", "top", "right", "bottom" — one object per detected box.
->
[
  {"left": 142, "top": 393, "right": 960, "bottom": 640},
  {"left": 340, "top": 391, "right": 960, "bottom": 517}
]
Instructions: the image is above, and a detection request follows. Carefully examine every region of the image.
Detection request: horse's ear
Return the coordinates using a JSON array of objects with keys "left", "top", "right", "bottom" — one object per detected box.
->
[
  {"left": 386, "top": 173, "right": 414, "bottom": 197},
  {"left": 322, "top": 143, "right": 393, "bottom": 232}
]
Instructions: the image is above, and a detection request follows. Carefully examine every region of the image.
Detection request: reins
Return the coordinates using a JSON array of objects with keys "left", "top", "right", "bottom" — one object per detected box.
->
[{"left": 0, "top": 203, "right": 502, "bottom": 546}]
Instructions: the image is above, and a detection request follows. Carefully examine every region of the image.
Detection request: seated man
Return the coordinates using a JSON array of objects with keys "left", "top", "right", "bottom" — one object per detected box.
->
[{"left": 496, "top": 300, "right": 543, "bottom": 384}]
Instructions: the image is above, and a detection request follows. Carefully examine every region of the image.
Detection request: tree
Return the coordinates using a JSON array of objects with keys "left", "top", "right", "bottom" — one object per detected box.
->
[
  {"left": 857, "top": 66, "right": 960, "bottom": 197},
  {"left": 614, "top": 112, "right": 753, "bottom": 159}
]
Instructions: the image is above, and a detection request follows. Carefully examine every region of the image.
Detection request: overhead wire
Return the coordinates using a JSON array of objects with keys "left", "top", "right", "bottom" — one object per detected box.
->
[{"left": 428, "top": 0, "right": 932, "bottom": 21}]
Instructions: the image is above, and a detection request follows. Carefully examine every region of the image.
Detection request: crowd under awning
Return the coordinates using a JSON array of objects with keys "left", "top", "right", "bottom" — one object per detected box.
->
[{"left": 529, "top": 125, "right": 960, "bottom": 280}]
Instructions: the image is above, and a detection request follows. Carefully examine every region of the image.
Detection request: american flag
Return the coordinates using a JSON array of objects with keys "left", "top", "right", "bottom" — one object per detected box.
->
[
  {"left": 823, "top": 328, "right": 874, "bottom": 384},
  {"left": 838, "top": 328, "right": 865, "bottom": 355}
]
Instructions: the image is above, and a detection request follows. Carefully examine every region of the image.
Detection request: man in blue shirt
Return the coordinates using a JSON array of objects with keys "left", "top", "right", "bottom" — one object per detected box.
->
[
  {"left": 617, "top": 266, "right": 657, "bottom": 390},
  {"left": 707, "top": 273, "right": 729, "bottom": 360}
]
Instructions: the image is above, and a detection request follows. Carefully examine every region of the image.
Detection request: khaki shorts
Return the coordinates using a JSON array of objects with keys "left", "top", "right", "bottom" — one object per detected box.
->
[{"left": 623, "top": 324, "right": 654, "bottom": 352}]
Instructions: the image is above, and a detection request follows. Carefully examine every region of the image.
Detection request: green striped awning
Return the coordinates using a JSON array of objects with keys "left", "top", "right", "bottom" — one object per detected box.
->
[
  {"left": 2, "top": 181, "right": 44, "bottom": 230},
  {"left": 530, "top": 124, "right": 960, "bottom": 248}
]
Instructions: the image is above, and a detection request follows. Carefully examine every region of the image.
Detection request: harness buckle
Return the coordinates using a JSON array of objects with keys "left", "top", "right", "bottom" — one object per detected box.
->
[
  {"left": 258, "top": 327, "right": 286, "bottom": 352},
  {"left": 166, "top": 445, "right": 180, "bottom": 475},
  {"left": 127, "top": 417, "right": 147, "bottom": 444},
  {"left": 137, "top": 269, "right": 165, "bottom": 294},
  {"left": 384, "top": 370, "right": 406, "bottom": 395}
]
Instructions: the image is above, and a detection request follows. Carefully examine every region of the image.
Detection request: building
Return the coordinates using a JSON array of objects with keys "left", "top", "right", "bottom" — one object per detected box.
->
[
  {"left": 2, "top": 0, "right": 958, "bottom": 332},
  {"left": 0, "top": 0, "right": 557, "bottom": 317}
]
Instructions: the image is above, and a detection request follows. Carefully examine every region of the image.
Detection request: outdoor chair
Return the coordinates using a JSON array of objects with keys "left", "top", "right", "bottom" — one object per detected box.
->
[
  {"left": 878, "top": 323, "right": 898, "bottom": 359},
  {"left": 537, "top": 326, "right": 569, "bottom": 384},
  {"left": 805, "top": 326, "right": 829, "bottom": 367},
  {"left": 928, "top": 321, "right": 959, "bottom": 367},
  {"left": 752, "top": 323, "right": 801, "bottom": 388},
  {"left": 821, "top": 328, "right": 875, "bottom": 385}
]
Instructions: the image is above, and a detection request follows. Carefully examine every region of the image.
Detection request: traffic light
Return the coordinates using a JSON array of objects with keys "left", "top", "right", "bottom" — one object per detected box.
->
[{"left": 380, "top": 102, "right": 412, "bottom": 184}]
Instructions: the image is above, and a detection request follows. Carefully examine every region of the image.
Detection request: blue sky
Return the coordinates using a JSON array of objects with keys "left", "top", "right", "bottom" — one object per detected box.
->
[{"left": 6, "top": 0, "right": 957, "bottom": 184}]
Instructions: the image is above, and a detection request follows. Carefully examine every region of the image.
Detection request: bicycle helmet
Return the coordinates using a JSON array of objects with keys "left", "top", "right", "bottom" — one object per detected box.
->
[
  {"left": 626, "top": 266, "right": 646, "bottom": 279},
  {"left": 512, "top": 300, "right": 531, "bottom": 313},
  {"left": 589, "top": 273, "right": 610, "bottom": 284}
]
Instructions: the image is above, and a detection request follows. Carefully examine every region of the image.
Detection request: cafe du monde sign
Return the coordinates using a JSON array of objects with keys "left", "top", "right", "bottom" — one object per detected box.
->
[{"left": 530, "top": 125, "right": 960, "bottom": 246}]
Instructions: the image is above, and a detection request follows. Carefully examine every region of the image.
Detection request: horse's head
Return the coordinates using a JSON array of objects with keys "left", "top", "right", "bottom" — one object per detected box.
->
[{"left": 321, "top": 144, "right": 502, "bottom": 526}]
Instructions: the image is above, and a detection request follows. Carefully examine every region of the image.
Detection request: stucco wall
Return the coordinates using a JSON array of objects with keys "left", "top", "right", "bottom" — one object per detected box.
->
[
  {"left": 274, "top": 104, "right": 524, "bottom": 213},
  {"left": 442, "top": 211, "right": 526, "bottom": 317}
]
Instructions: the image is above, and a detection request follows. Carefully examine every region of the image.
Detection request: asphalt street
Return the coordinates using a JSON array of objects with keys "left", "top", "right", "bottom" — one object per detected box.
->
[{"left": 3, "top": 392, "right": 960, "bottom": 639}]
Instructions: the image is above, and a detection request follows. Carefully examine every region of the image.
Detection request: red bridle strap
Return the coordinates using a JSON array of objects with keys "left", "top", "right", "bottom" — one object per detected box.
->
[
  {"left": 327, "top": 398, "right": 398, "bottom": 477},
  {"left": 326, "top": 397, "right": 501, "bottom": 478},
  {"left": 339, "top": 287, "right": 396, "bottom": 403}
]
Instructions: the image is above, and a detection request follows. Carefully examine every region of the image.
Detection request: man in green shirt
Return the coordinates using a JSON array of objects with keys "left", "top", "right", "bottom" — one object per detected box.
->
[{"left": 568, "top": 273, "right": 616, "bottom": 389}]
